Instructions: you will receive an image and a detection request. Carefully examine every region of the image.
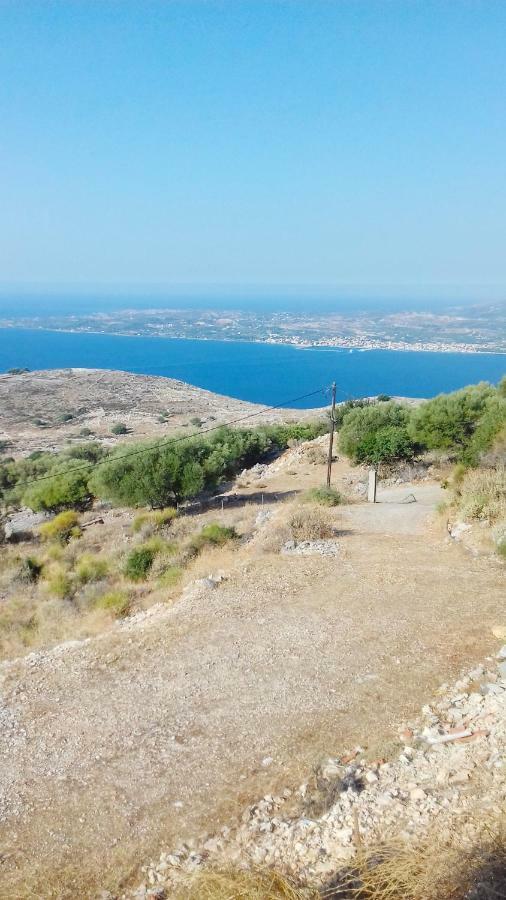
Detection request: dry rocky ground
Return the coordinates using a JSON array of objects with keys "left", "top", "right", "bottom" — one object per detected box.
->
[
  {"left": 0, "top": 368, "right": 321, "bottom": 456},
  {"left": 136, "top": 648, "right": 506, "bottom": 897},
  {"left": 0, "top": 373, "right": 504, "bottom": 898},
  {"left": 0, "top": 436, "right": 504, "bottom": 897}
]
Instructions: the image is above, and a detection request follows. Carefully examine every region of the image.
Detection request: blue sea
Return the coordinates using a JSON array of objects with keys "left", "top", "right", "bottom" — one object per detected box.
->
[{"left": 0, "top": 327, "right": 504, "bottom": 408}]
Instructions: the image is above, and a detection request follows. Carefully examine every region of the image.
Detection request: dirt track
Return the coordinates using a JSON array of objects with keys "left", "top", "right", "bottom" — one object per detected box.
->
[{"left": 0, "top": 475, "right": 504, "bottom": 896}]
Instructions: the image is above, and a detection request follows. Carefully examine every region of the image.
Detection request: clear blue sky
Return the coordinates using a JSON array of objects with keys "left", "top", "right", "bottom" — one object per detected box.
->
[{"left": 1, "top": 1, "right": 506, "bottom": 300}]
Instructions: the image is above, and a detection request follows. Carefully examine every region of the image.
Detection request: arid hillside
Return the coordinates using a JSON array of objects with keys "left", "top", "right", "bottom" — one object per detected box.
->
[
  {"left": 0, "top": 374, "right": 504, "bottom": 899},
  {"left": 0, "top": 368, "right": 323, "bottom": 456},
  {"left": 0, "top": 432, "right": 505, "bottom": 898}
]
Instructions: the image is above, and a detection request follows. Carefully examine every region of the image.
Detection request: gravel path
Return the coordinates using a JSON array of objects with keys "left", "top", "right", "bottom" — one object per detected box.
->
[{"left": 0, "top": 486, "right": 504, "bottom": 894}]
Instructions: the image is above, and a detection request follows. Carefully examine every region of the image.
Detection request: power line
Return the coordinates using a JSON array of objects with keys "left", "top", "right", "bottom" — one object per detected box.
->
[{"left": 17, "top": 386, "right": 328, "bottom": 489}]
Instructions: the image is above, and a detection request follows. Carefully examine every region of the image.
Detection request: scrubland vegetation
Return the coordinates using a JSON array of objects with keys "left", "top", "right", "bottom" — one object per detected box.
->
[
  {"left": 0, "top": 422, "right": 326, "bottom": 513},
  {"left": 338, "top": 380, "right": 505, "bottom": 557},
  {"left": 0, "top": 379, "right": 504, "bottom": 661},
  {"left": 0, "top": 502, "right": 240, "bottom": 660}
]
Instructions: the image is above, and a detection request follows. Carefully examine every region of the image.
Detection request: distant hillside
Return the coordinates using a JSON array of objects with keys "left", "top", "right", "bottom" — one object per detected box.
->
[{"left": 0, "top": 368, "right": 324, "bottom": 456}]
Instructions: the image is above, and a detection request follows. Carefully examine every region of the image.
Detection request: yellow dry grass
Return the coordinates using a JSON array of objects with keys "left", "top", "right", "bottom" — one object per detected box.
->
[
  {"left": 171, "top": 813, "right": 506, "bottom": 900},
  {"left": 173, "top": 868, "right": 319, "bottom": 900}
]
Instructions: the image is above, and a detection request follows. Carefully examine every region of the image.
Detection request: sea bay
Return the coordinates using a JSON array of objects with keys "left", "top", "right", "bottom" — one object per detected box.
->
[{"left": 0, "top": 327, "right": 504, "bottom": 408}]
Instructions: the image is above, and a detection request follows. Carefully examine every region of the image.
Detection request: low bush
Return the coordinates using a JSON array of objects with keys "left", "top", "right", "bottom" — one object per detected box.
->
[
  {"left": 22, "top": 464, "right": 91, "bottom": 512},
  {"left": 339, "top": 402, "right": 416, "bottom": 466},
  {"left": 289, "top": 507, "right": 334, "bottom": 541},
  {"left": 93, "top": 590, "right": 130, "bottom": 617},
  {"left": 302, "top": 486, "right": 345, "bottom": 506},
  {"left": 111, "top": 423, "right": 128, "bottom": 435},
  {"left": 497, "top": 537, "right": 506, "bottom": 560},
  {"left": 132, "top": 507, "right": 177, "bottom": 533},
  {"left": 408, "top": 382, "right": 496, "bottom": 454},
  {"left": 74, "top": 554, "right": 109, "bottom": 585},
  {"left": 190, "top": 522, "right": 238, "bottom": 553},
  {"left": 45, "top": 566, "right": 73, "bottom": 600},
  {"left": 39, "top": 511, "right": 81, "bottom": 544},
  {"left": 124, "top": 545, "right": 157, "bottom": 581}
]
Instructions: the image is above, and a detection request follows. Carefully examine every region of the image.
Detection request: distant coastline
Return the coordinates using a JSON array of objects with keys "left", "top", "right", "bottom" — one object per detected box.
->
[
  {"left": 1, "top": 322, "right": 505, "bottom": 355},
  {"left": 1, "top": 327, "right": 504, "bottom": 408}
]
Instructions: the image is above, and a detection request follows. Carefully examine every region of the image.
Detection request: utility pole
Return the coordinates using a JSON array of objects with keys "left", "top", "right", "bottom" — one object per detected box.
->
[{"left": 326, "top": 381, "right": 337, "bottom": 488}]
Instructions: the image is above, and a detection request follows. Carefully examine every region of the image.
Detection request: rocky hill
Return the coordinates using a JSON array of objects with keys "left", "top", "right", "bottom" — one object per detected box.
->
[{"left": 0, "top": 368, "right": 322, "bottom": 456}]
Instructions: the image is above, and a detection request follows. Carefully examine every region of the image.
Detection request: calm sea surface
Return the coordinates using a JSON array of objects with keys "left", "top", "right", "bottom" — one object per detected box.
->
[{"left": 0, "top": 328, "right": 504, "bottom": 408}]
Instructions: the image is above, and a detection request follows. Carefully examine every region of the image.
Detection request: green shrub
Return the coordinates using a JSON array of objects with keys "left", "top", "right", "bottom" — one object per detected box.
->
[
  {"left": 408, "top": 383, "right": 495, "bottom": 453},
  {"left": 111, "top": 423, "right": 128, "bottom": 435},
  {"left": 302, "top": 486, "right": 345, "bottom": 506},
  {"left": 79, "top": 427, "right": 93, "bottom": 437},
  {"left": 74, "top": 553, "right": 109, "bottom": 584},
  {"left": 45, "top": 566, "right": 73, "bottom": 599},
  {"left": 496, "top": 537, "right": 506, "bottom": 560},
  {"left": 190, "top": 522, "right": 238, "bottom": 552},
  {"left": 151, "top": 507, "right": 177, "bottom": 527},
  {"left": 94, "top": 590, "right": 130, "bottom": 617},
  {"left": 124, "top": 546, "right": 157, "bottom": 581},
  {"left": 65, "top": 442, "right": 105, "bottom": 463},
  {"left": 339, "top": 402, "right": 415, "bottom": 465},
  {"left": 462, "top": 393, "right": 506, "bottom": 465},
  {"left": 333, "top": 398, "right": 372, "bottom": 429},
  {"left": 39, "top": 511, "right": 81, "bottom": 544},
  {"left": 132, "top": 506, "right": 177, "bottom": 534},
  {"left": 23, "top": 464, "right": 91, "bottom": 513},
  {"left": 58, "top": 412, "right": 74, "bottom": 423}
]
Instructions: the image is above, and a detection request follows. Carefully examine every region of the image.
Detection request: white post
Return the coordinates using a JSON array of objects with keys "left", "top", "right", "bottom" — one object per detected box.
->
[{"left": 368, "top": 469, "right": 377, "bottom": 503}]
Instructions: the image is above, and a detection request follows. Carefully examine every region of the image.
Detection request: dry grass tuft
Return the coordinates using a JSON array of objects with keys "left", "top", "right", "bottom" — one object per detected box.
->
[
  {"left": 289, "top": 506, "right": 334, "bottom": 541},
  {"left": 173, "top": 868, "right": 319, "bottom": 900},
  {"left": 325, "top": 813, "right": 506, "bottom": 899},
  {"left": 457, "top": 466, "right": 506, "bottom": 523}
]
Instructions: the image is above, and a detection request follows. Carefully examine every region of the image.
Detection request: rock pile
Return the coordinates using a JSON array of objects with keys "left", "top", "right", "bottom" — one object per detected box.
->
[
  {"left": 281, "top": 539, "right": 340, "bottom": 558},
  {"left": 131, "top": 644, "right": 506, "bottom": 898}
]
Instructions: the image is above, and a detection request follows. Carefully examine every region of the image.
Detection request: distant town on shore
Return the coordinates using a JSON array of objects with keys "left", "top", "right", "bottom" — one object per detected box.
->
[{"left": 1, "top": 302, "right": 505, "bottom": 354}]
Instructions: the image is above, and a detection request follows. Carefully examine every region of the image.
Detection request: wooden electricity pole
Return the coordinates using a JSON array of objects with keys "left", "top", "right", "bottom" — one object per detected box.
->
[{"left": 326, "top": 381, "right": 337, "bottom": 488}]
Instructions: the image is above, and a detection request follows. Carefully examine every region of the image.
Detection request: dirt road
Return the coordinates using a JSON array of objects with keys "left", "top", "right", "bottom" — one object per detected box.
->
[{"left": 0, "top": 477, "right": 504, "bottom": 896}]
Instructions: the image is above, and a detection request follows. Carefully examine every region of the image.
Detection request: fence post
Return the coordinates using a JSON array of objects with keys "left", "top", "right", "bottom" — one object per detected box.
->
[{"left": 368, "top": 469, "right": 377, "bottom": 503}]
